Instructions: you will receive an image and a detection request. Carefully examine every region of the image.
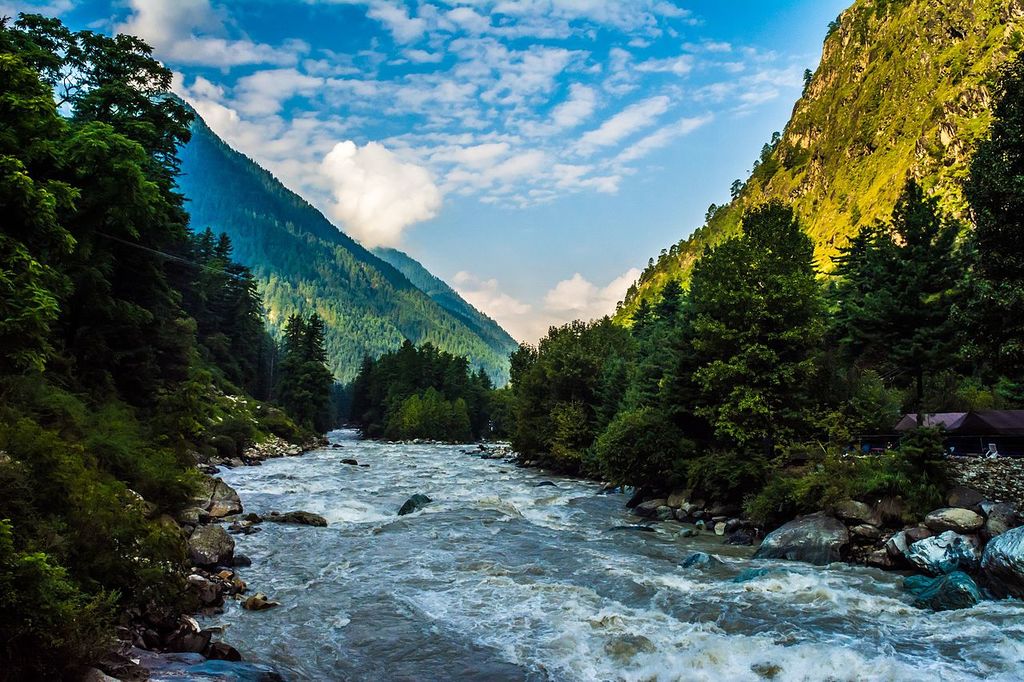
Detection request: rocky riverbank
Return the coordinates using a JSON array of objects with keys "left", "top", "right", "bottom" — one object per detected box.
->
[
  {"left": 83, "top": 435, "right": 326, "bottom": 682},
  {"left": 507, "top": 443, "right": 1024, "bottom": 613}
]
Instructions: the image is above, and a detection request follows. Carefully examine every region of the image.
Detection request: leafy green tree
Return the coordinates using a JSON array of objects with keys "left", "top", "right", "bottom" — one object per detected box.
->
[
  {"left": 831, "top": 181, "right": 962, "bottom": 409},
  {"left": 690, "top": 200, "right": 825, "bottom": 453},
  {"left": 277, "top": 314, "right": 335, "bottom": 431},
  {"left": 964, "top": 53, "right": 1024, "bottom": 399}
]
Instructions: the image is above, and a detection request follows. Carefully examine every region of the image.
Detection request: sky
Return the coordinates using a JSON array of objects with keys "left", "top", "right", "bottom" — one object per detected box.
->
[{"left": 4, "top": 0, "right": 850, "bottom": 342}]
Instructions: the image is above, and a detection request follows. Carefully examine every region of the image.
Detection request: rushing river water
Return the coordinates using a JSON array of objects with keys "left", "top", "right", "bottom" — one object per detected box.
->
[{"left": 206, "top": 429, "right": 1024, "bottom": 681}]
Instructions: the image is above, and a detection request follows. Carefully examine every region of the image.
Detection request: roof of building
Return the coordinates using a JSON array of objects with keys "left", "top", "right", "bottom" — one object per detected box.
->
[{"left": 895, "top": 410, "right": 1024, "bottom": 435}]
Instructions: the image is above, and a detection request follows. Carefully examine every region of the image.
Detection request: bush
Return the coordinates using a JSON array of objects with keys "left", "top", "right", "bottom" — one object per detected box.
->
[
  {"left": 0, "top": 519, "right": 115, "bottom": 680},
  {"left": 595, "top": 407, "right": 690, "bottom": 488},
  {"left": 687, "top": 449, "right": 771, "bottom": 503}
]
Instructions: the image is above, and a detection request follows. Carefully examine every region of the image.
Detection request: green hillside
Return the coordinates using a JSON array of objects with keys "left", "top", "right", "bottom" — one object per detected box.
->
[
  {"left": 372, "top": 246, "right": 519, "bottom": 355},
  {"left": 176, "top": 113, "right": 514, "bottom": 383},
  {"left": 618, "top": 0, "right": 1023, "bottom": 321}
]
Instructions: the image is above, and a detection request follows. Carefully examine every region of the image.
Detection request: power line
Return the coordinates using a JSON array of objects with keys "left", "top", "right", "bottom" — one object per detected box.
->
[{"left": 94, "top": 230, "right": 248, "bottom": 281}]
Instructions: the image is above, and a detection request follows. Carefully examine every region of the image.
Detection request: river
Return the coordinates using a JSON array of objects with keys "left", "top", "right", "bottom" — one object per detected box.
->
[{"left": 205, "top": 429, "right": 1024, "bottom": 681}]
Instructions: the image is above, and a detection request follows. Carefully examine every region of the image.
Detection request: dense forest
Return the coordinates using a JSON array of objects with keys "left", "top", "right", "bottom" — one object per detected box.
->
[
  {"left": 0, "top": 16, "right": 331, "bottom": 678},
  {"left": 177, "top": 114, "right": 518, "bottom": 384},
  {"left": 349, "top": 341, "right": 507, "bottom": 442},
  {"left": 506, "top": 52, "right": 1024, "bottom": 527}
]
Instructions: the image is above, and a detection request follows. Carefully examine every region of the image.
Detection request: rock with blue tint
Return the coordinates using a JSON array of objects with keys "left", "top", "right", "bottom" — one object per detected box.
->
[
  {"left": 904, "top": 571, "right": 981, "bottom": 611},
  {"left": 981, "top": 525, "right": 1024, "bottom": 598},
  {"left": 398, "top": 493, "right": 432, "bottom": 516},
  {"left": 904, "top": 530, "right": 980, "bottom": 575},
  {"left": 680, "top": 551, "right": 722, "bottom": 569},
  {"left": 731, "top": 568, "right": 772, "bottom": 583},
  {"left": 133, "top": 649, "right": 283, "bottom": 682},
  {"left": 753, "top": 512, "right": 849, "bottom": 565}
]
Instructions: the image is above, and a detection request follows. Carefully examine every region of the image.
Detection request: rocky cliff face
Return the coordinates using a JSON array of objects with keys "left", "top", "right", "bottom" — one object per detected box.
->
[{"left": 618, "top": 0, "right": 1024, "bottom": 321}]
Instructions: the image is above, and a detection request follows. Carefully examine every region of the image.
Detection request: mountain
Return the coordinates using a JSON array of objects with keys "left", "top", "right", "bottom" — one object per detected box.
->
[
  {"left": 618, "top": 0, "right": 1023, "bottom": 321},
  {"left": 176, "top": 112, "right": 515, "bottom": 383},
  {"left": 372, "top": 246, "right": 519, "bottom": 357}
]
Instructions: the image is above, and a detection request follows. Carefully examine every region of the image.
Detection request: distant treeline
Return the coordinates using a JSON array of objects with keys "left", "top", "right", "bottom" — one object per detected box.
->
[
  {"left": 349, "top": 341, "right": 509, "bottom": 442},
  {"left": 506, "top": 53, "right": 1024, "bottom": 528},
  {"left": 0, "top": 15, "right": 332, "bottom": 678}
]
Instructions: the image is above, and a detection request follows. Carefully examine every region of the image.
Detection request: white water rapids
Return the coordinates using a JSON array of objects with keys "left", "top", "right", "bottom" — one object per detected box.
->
[{"left": 205, "top": 429, "right": 1024, "bottom": 681}]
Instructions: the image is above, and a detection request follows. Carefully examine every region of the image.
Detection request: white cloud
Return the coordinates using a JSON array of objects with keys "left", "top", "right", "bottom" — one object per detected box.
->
[
  {"left": 544, "top": 268, "right": 641, "bottom": 320},
  {"left": 614, "top": 114, "right": 713, "bottom": 164},
  {"left": 367, "top": 1, "right": 426, "bottom": 43},
  {"left": 0, "top": 0, "right": 73, "bottom": 17},
  {"left": 117, "top": 0, "right": 304, "bottom": 67},
  {"left": 321, "top": 141, "right": 443, "bottom": 248},
  {"left": 550, "top": 83, "right": 598, "bottom": 130},
  {"left": 453, "top": 266, "right": 640, "bottom": 343},
  {"left": 574, "top": 95, "right": 670, "bottom": 156}
]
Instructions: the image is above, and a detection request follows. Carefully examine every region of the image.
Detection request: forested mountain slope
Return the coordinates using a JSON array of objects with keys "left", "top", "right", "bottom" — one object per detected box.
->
[
  {"left": 176, "top": 113, "right": 514, "bottom": 383},
  {"left": 619, "top": 0, "right": 1023, "bottom": 320},
  {"left": 372, "top": 246, "right": 518, "bottom": 358}
]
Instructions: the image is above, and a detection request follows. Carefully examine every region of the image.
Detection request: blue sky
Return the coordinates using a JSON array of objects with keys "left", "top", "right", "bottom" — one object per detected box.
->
[{"left": 5, "top": 0, "right": 849, "bottom": 341}]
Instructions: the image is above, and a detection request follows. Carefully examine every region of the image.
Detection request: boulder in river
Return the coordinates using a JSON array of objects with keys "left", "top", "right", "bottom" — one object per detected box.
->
[
  {"left": 725, "top": 529, "right": 755, "bottom": 546},
  {"left": 341, "top": 458, "right": 359, "bottom": 466},
  {"left": 981, "top": 525, "right": 1024, "bottom": 598},
  {"left": 924, "top": 508, "right": 984, "bottom": 534},
  {"left": 904, "top": 530, "right": 980, "bottom": 575},
  {"left": 634, "top": 499, "right": 667, "bottom": 518},
  {"left": 243, "top": 592, "right": 281, "bottom": 611},
  {"left": 398, "top": 494, "right": 432, "bottom": 516},
  {"left": 680, "top": 551, "right": 722, "bottom": 569},
  {"left": 188, "top": 524, "right": 235, "bottom": 567},
  {"left": 904, "top": 571, "right": 982, "bottom": 611},
  {"left": 666, "top": 489, "right": 691, "bottom": 508},
  {"left": 164, "top": 616, "right": 212, "bottom": 654},
  {"left": 266, "top": 510, "right": 328, "bottom": 527},
  {"left": 753, "top": 512, "right": 849, "bottom": 565}
]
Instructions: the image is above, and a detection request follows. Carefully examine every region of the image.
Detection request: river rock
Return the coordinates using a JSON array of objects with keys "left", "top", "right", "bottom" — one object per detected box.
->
[
  {"left": 866, "top": 548, "right": 896, "bottom": 569},
  {"left": 924, "top": 508, "right": 984, "bottom": 534},
  {"left": 164, "top": 616, "right": 212, "bottom": 654},
  {"left": 904, "top": 530, "right": 980, "bottom": 575},
  {"left": 398, "top": 494, "right": 432, "bottom": 516},
  {"left": 243, "top": 593, "right": 281, "bottom": 611},
  {"left": 905, "top": 525, "right": 933, "bottom": 544},
  {"left": 187, "top": 574, "right": 222, "bottom": 606},
  {"left": 885, "top": 531, "right": 909, "bottom": 559},
  {"left": 82, "top": 668, "right": 118, "bottom": 682},
  {"left": 655, "top": 505, "right": 674, "bottom": 521},
  {"left": 681, "top": 551, "right": 722, "bottom": 568},
  {"left": 678, "top": 527, "right": 698, "bottom": 538},
  {"left": 947, "top": 486, "right": 986, "bottom": 510},
  {"left": 341, "top": 458, "right": 359, "bottom": 466},
  {"left": 634, "top": 499, "right": 667, "bottom": 518},
  {"left": 192, "top": 475, "right": 243, "bottom": 518},
  {"left": 904, "top": 571, "right": 982, "bottom": 611},
  {"left": 753, "top": 512, "right": 849, "bottom": 565},
  {"left": 267, "top": 510, "right": 328, "bottom": 527},
  {"left": 714, "top": 521, "right": 727, "bottom": 536},
  {"left": 983, "top": 502, "right": 1020, "bottom": 539},
  {"left": 188, "top": 525, "right": 234, "bottom": 567},
  {"left": 726, "top": 529, "right": 755, "bottom": 546},
  {"left": 609, "top": 524, "right": 656, "bottom": 533},
  {"left": 981, "top": 525, "right": 1024, "bottom": 598},
  {"left": 666, "top": 489, "right": 691, "bottom": 508},
  {"left": 206, "top": 642, "right": 243, "bottom": 662},
  {"left": 850, "top": 524, "right": 882, "bottom": 541},
  {"left": 534, "top": 481, "right": 557, "bottom": 487},
  {"left": 835, "top": 500, "right": 875, "bottom": 525}
]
